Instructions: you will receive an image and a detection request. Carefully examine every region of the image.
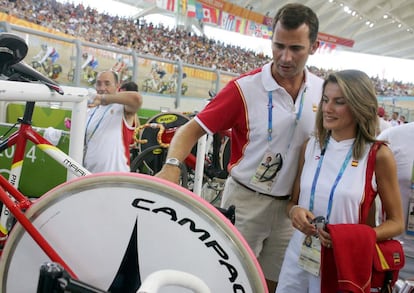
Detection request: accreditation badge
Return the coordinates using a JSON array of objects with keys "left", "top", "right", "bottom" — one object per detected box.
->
[
  {"left": 250, "top": 152, "right": 283, "bottom": 192},
  {"left": 298, "top": 235, "right": 321, "bottom": 277}
]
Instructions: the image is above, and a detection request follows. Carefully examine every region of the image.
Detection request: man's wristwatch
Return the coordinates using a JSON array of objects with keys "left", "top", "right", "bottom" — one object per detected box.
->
[{"left": 165, "top": 158, "right": 183, "bottom": 169}]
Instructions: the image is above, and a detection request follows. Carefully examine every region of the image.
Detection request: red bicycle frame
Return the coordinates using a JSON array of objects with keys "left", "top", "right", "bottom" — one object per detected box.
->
[{"left": 0, "top": 175, "right": 77, "bottom": 277}]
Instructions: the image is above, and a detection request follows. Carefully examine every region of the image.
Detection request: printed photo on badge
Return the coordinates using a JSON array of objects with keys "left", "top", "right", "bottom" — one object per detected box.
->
[{"left": 258, "top": 153, "right": 283, "bottom": 182}]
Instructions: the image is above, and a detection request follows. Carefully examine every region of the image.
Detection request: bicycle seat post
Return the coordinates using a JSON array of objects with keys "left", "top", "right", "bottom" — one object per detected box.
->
[{"left": 20, "top": 101, "right": 35, "bottom": 125}]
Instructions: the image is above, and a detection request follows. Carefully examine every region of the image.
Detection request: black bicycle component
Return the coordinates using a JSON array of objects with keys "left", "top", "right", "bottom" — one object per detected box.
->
[
  {"left": 204, "top": 132, "right": 229, "bottom": 180},
  {"left": 7, "top": 61, "right": 64, "bottom": 94},
  {"left": 0, "top": 32, "right": 28, "bottom": 72},
  {"left": 0, "top": 32, "right": 63, "bottom": 95},
  {"left": 216, "top": 205, "right": 236, "bottom": 225},
  {"left": 130, "top": 145, "right": 189, "bottom": 189},
  {"left": 37, "top": 262, "right": 108, "bottom": 293}
]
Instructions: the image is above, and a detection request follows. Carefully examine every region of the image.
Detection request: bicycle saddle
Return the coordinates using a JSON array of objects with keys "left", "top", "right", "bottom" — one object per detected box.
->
[
  {"left": 0, "top": 33, "right": 28, "bottom": 68},
  {"left": 0, "top": 32, "right": 63, "bottom": 94}
]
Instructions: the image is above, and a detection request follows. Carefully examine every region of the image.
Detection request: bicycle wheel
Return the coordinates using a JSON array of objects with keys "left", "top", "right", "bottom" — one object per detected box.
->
[
  {"left": 51, "top": 64, "right": 62, "bottom": 79},
  {"left": 130, "top": 145, "right": 188, "bottom": 189},
  {"left": 219, "top": 134, "right": 231, "bottom": 174},
  {"left": 31, "top": 61, "right": 42, "bottom": 71},
  {"left": 0, "top": 173, "right": 267, "bottom": 292},
  {"left": 130, "top": 145, "right": 167, "bottom": 175}
]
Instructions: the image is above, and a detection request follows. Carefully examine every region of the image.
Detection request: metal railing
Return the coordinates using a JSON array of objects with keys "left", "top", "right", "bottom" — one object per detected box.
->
[{"left": 0, "top": 21, "right": 238, "bottom": 109}]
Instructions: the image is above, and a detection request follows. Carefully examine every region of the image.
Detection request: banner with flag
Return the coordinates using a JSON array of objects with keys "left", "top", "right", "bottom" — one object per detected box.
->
[
  {"left": 179, "top": 0, "right": 187, "bottom": 15},
  {"left": 235, "top": 17, "right": 246, "bottom": 34},
  {"left": 317, "top": 41, "right": 337, "bottom": 54},
  {"left": 220, "top": 11, "right": 236, "bottom": 31},
  {"left": 187, "top": 0, "right": 196, "bottom": 17},
  {"left": 156, "top": 0, "right": 177, "bottom": 12},
  {"left": 242, "top": 21, "right": 272, "bottom": 39},
  {"left": 195, "top": 2, "right": 203, "bottom": 20},
  {"left": 196, "top": 3, "right": 218, "bottom": 24},
  {"left": 244, "top": 20, "right": 256, "bottom": 36}
]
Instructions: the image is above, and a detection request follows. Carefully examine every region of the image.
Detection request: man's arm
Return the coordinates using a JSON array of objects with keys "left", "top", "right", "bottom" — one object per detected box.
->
[
  {"left": 155, "top": 120, "right": 207, "bottom": 184},
  {"left": 90, "top": 92, "right": 143, "bottom": 125}
]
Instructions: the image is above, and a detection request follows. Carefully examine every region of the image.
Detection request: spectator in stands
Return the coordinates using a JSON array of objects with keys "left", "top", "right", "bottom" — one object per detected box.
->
[
  {"left": 2, "top": 0, "right": 414, "bottom": 98},
  {"left": 389, "top": 111, "right": 401, "bottom": 126},
  {"left": 83, "top": 70, "right": 142, "bottom": 173},
  {"left": 155, "top": 4, "right": 323, "bottom": 291}
]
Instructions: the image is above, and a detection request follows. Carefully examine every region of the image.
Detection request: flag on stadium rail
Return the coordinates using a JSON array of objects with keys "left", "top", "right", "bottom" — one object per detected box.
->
[
  {"left": 317, "top": 41, "right": 336, "bottom": 54},
  {"left": 167, "top": 0, "right": 176, "bottom": 11},
  {"left": 195, "top": 2, "right": 203, "bottom": 20},
  {"left": 261, "top": 24, "right": 272, "bottom": 39},
  {"left": 156, "top": 0, "right": 176, "bottom": 12},
  {"left": 235, "top": 17, "right": 247, "bottom": 34},
  {"left": 263, "top": 16, "right": 273, "bottom": 27},
  {"left": 196, "top": 3, "right": 218, "bottom": 24},
  {"left": 220, "top": 11, "right": 236, "bottom": 31},
  {"left": 187, "top": 0, "right": 196, "bottom": 17},
  {"left": 203, "top": 7, "right": 211, "bottom": 22},
  {"left": 244, "top": 20, "right": 255, "bottom": 36},
  {"left": 180, "top": 0, "right": 187, "bottom": 15}
]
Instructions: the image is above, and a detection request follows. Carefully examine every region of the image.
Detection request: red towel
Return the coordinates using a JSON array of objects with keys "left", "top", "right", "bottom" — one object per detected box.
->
[{"left": 321, "top": 224, "right": 376, "bottom": 293}]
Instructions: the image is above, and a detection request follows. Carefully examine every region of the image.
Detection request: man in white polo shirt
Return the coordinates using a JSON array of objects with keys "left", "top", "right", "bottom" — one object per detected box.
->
[{"left": 156, "top": 3, "right": 323, "bottom": 291}]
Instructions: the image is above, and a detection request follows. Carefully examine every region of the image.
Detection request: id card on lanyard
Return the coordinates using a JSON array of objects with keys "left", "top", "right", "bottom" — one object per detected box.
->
[
  {"left": 299, "top": 136, "right": 353, "bottom": 276},
  {"left": 250, "top": 89, "right": 306, "bottom": 191}
]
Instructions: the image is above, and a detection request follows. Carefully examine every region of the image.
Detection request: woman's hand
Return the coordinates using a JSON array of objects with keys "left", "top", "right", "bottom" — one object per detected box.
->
[
  {"left": 289, "top": 206, "right": 317, "bottom": 236},
  {"left": 318, "top": 228, "right": 332, "bottom": 248}
]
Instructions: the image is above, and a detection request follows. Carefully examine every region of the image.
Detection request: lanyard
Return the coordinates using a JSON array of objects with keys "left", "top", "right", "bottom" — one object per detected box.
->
[
  {"left": 267, "top": 87, "right": 306, "bottom": 145},
  {"left": 84, "top": 105, "right": 112, "bottom": 146},
  {"left": 309, "top": 137, "right": 353, "bottom": 222}
]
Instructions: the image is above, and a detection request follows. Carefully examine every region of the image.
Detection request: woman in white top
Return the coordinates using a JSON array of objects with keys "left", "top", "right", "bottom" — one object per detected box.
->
[{"left": 276, "top": 70, "right": 404, "bottom": 293}]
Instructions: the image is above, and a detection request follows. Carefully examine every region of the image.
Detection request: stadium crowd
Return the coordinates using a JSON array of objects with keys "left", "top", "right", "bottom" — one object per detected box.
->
[{"left": 1, "top": 0, "right": 413, "bottom": 96}]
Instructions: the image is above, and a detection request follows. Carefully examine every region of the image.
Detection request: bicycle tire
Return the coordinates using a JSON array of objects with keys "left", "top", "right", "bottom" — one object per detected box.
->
[
  {"left": 130, "top": 145, "right": 188, "bottom": 188},
  {"left": 219, "top": 135, "right": 231, "bottom": 175},
  {"left": 0, "top": 173, "right": 267, "bottom": 292}
]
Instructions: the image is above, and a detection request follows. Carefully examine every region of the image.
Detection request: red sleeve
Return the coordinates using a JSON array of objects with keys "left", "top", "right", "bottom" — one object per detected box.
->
[
  {"left": 197, "top": 80, "right": 245, "bottom": 133},
  {"left": 196, "top": 79, "right": 249, "bottom": 167}
]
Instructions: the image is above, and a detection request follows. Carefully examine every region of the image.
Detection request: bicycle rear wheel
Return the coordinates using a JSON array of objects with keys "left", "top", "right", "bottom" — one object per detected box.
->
[
  {"left": 0, "top": 173, "right": 267, "bottom": 293},
  {"left": 130, "top": 145, "right": 188, "bottom": 189}
]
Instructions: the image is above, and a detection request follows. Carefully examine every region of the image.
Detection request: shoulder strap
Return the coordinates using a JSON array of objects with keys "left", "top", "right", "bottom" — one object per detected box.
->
[{"left": 359, "top": 142, "right": 384, "bottom": 224}]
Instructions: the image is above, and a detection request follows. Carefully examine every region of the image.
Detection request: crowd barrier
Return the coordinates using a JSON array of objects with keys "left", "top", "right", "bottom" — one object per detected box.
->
[{"left": 0, "top": 19, "right": 238, "bottom": 110}]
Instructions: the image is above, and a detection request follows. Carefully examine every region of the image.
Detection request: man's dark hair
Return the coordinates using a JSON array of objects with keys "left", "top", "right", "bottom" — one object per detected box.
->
[
  {"left": 120, "top": 81, "right": 139, "bottom": 91},
  {"left": 272, "top": 3, "right": 319, "bottom": 44}
]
